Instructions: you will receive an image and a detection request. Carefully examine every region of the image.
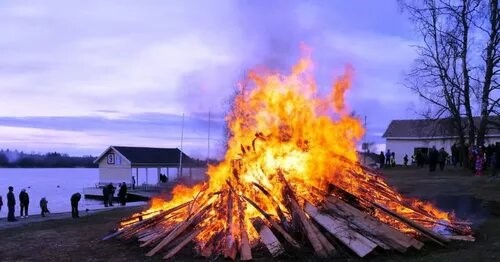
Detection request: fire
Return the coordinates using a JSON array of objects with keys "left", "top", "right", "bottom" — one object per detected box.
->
[{"left": 121, "top": 52, "right": 470, "bottom": 255}]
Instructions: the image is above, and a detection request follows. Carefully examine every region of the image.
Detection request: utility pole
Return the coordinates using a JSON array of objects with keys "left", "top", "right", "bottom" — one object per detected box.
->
[
  {"left": 179, "top": 113, "right": 184, "bottom": 177},
  {"left": 207, "top": 109, "right": 211, "bottom": 165}
]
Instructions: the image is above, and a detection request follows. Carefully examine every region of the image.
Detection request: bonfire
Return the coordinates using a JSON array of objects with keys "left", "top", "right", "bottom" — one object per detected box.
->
[{"left": 103, "top": 53, "right": 473, "bottom": 260}]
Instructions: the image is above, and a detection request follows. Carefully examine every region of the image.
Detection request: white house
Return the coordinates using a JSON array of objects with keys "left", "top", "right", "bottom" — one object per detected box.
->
[
  {"left": 383, "top": 117, "right": 500, "bottom": 164},
  {"left": 93, "top": 146, "right": 197, "bottom": 186}
]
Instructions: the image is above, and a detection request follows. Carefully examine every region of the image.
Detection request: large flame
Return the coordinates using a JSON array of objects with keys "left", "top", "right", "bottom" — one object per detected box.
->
[{"left": 124, "top": 53, "right": 464, "bottom": 248}]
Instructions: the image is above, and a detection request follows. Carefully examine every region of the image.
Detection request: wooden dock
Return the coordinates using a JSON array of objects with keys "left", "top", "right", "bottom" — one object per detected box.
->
[{"left": 83, "top": 175, "right": 207, "bottom": 202}]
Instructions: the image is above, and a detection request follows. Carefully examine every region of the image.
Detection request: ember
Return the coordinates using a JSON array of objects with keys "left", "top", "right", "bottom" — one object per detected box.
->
[{"left": 103, "top": 53, "right": 474, "bottom": 260}]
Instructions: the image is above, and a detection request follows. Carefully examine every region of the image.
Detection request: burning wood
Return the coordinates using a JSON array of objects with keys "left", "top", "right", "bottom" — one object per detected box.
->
[{"left": 103, "top": 54, "right": 473, "bottom": 260}]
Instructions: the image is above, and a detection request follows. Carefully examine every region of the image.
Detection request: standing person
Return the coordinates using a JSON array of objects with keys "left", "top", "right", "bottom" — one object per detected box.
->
[
  {"left": 403, "top": 154, "right": 409, "bottom": 167},
  {"left": 385, "top": 149, "right": 391, "bottom": 167},
  {"left": 438, "top": 148, "right": 448, "bottom": 171},
  {"left": 107, "top": 183, "right": 115, "bottom": 207},
  {"left": 131, "top": 176, "right": 135, "bottom": 190},
  {"left": 118, "top": 182, "right": 127, "bottom": 206},
  {"left": 0, "top": 195, "right": 3, "bottom": 212},
  {"left": 429, "top": 146, "right": 439, "bottom": 172},
  {"left": 391, "top": 152, "right": 396, "bottom": 167},
  {"left": 451, "top": 143, "right": 458, "bottom": 166},
  {"left": 7, "top": 186, "right": 16, "bottom": 222},
  {"left": 379, "top": 151, "right": 385, "bottom": 169},
  {"left": 70, "top": 193, "right": 81, "bottom": 218},
  {"left": 40, "top": 197, "right": 50, "bottom": 217},
  {"left": 102, "top": 185, "right": 109, "bottom": 207},
  {"left": 19, "top": 189, "right": 29, "bottom": 218}
]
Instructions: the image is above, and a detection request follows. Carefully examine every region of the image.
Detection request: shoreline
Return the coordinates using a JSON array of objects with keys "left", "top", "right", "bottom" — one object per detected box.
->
[{"left": 0, "top": 203, "right": 147, "bottom": 230}]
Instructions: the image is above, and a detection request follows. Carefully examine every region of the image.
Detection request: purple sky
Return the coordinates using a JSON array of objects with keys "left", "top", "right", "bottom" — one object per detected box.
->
[{"left": 0, "top": 0, "right": 424, "bottom": 159}]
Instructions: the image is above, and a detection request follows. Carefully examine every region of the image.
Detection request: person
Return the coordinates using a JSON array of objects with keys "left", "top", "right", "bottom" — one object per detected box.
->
[
  {"left": 19, "top": 188, "right": 29, "bottom": 218},
  {"left": 385, "top": 149, "right": 391, "bottom": 167},
  {"left": 451, "top": 143, "right": 458, "bottom": 166},
  {"left": 429, "top": 146, "right": 439, "bottom": 172},
  {"left": 107, "top": 183, "right": 115, "bottom": 207},
  {"left": 0, "top": 195, "right": 3, "bottom": 212},
  {"left": 40, "top": 197, "right": 50, "bottom": 217},
  {"left": 118, "top": 182, "right": 127, "bottom": 206},
  {"left": 403, "top": 154, "right": 409, "bottom": 167},
  {"left": 391, "top": 152, "right": 396, "bottom": 167},
  {"left": 160, "top": 174, "right": 168, "bottom": 183},
  {"left": 131, "top": 176, "right": 136, "bottom": 190},
  {"left": 379, "top": 151, "right": 385, "bottom": 169},
  {"left": 438, "top": 148, "right": 448, "bottom": 171},
  {"left": 102, "top": 185, "right": 109, "bottom": 207},
  {"left": 7, "top": 186, "right": 17, "bottom": 222},
  {"left": 70, "top": 192, "right": 81, "bottom": 218}
]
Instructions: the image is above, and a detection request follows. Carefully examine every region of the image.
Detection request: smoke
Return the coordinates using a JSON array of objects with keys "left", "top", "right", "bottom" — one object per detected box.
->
[
  {"left": 235, "top": 0, "right": 319, "bottom": 70},
  {"left": 177, "top": 0, "right": 329, "bottom": 116}
]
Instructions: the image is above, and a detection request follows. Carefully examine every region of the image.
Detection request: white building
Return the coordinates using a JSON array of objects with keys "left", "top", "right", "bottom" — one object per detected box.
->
[
  {"left": 383, "top": 117, "right": 500, "bottom": 164},
  {"left": 94, "top": 146, "right": 197, "bottom": 186}
]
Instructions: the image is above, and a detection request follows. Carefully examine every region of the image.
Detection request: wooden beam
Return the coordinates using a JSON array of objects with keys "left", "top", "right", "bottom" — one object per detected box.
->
[
  {"left": 304, "top": 202, "right": 377, "bottom": 258},
  {"left": 325, "top": 197, "right": 420, "bottom": 252},
  {"left": 236, "top": 194, "right": 252, "bottom": 261},
  {"left": 146, "top": 203, "right": 211, "bottom": 257},
  {"left": 224, "top": 191, "right": 237, "bottom": 260},
  {"left": 371, "top": 202, "right": 450, "bottom": 246},
  {"left": 251, "top": 217, "right": 285, "bottom": 257},
  {"left": 163, "top": 228, "right": 201, "bottom": 259},
  {"left": 279, "top": 172, "right": 328, "bottom": 258}
]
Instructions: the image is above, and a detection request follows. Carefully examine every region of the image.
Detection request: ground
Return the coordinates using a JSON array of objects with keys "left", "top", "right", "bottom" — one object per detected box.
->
[{"left": 0, "top": 166, "right": 499, "bottom": 261}]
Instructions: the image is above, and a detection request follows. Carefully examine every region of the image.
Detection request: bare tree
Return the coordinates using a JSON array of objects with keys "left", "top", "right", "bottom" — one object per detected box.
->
[{"left": 400, "top": 0, "right": 500, "bottom": 147}]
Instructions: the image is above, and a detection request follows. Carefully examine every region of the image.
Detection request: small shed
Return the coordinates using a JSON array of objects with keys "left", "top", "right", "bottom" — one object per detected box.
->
[
  {"left": 94, "top": 146, "right": 196, "bottom": 186},
  {"left": 383, "top": 117, "right": 500, "bottom": 164}
]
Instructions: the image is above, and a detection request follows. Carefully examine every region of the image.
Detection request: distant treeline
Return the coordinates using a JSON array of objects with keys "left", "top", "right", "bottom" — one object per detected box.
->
[{"left": 0, "top": 149, "right": 97, "bottom": 168}]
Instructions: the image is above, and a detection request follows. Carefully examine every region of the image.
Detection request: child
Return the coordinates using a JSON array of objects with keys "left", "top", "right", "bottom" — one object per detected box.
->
[{"left": 40, "top": 197, "right": 50, "bottom": 217}]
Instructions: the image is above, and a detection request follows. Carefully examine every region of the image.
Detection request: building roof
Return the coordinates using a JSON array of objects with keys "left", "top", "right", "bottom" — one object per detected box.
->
[
  {"left": 95, "top": 146, "right": 196, "bottom": 167},
  {"left": 383, "top": 116, "right": 500, "bottom": 139}
]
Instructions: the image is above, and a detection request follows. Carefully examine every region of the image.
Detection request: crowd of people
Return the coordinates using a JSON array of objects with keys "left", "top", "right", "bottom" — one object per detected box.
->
[
  {"left": 1, "top": 182, "right": 131, "bottom": 222},
  {"left": 0, "top": 186, "right": 58, "bottom": 222},
  {"left": 379, "top": 149, "right": 397, "bottom": 168},
  {"left": 378, "top": 143, "right": 499, "bottom": 176}
]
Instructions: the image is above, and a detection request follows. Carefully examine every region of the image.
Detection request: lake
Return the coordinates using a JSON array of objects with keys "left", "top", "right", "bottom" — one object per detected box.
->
[{"left": 0, "top": 168, "right": 143, "bottom": 218}]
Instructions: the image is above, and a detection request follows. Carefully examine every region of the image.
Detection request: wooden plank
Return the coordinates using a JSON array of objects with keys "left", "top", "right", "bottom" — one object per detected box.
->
[
  {"left": 279, "top": 172, "right": 328, "bottom": 258},
  {"left": 310, "top": 220, "right": 337, "bottom": 255},
  {"left": 251, "top": 217, "right": 285, "bottom": 257},
  {"left": 146, "top": 203, "right": 211, "bottom": 257},
  {"left": 236, "top": 194, "right": 252, "bottom": 261},
  {"left": 371, "top": 202, "right": 450, "bottom": 246},
  {"left": 304, "top": 202, "right": 377, "bottom": 258},
  {"left": 240, "top": 194, "right": 301, "bottom": 249},
  {"left": 325, "top": 197, "right": 419, "bottom": 252},
  {"left": 102, "top": 200, "right": 191, "bottom": 241},
  {"left": 224, "top": 191, "right": 237, "bottom": 260},
  {"left": 163, "top": 228, "right": 201, "bottom": 259}
]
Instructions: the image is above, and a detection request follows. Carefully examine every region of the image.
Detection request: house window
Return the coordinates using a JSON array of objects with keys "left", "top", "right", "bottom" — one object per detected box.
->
[{"left": 107, "top": 153, "right": 115, "bottom": 164}]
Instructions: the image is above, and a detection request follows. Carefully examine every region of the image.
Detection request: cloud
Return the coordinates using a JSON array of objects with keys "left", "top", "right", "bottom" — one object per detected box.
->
[{"left": 0, "top": 0, "right": 421, "bottom": 155}]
